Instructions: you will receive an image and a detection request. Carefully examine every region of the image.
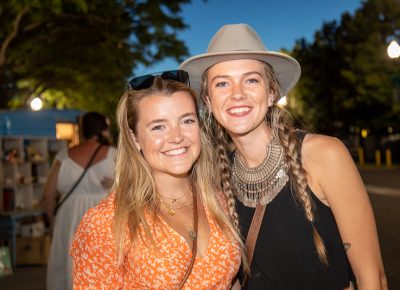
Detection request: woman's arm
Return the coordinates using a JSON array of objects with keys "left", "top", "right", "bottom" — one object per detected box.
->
[
  {"left": 42, "top": 160, "right": 61, "bottom": 221},
  {"left": 303, "top": 134, "right": 388, "bottom": 290},
  {"left": 231, "top": 278, "right": 241, "bottom": 290}
]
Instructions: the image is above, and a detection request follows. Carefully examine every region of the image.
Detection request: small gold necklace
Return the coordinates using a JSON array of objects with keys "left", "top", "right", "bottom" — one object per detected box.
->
[
  {"left": 159, "top": 192, "right": 198, "bottom": 241},
  {"left": 159, "top": 192, "right": 193, "bottom": 216}
]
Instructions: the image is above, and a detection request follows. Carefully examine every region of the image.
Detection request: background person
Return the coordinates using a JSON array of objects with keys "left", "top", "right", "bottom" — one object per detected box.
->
[
  {"left": 71, "top": 74, "right": 245, "bottom": 289},
  {"left": 43, "top": 111, "right": 116, "bottom": 290},
  {"left": 180, "top": 23, "right": 387, "bottom": 290}
]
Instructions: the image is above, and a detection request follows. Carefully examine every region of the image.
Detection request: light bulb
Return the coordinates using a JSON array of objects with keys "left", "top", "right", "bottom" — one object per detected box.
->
[
  {"left": 387, "top": 40, "right": 400, "bottom": 59},
  {"left": 30, "top": 97, "right": 43, "bottom": 111}
]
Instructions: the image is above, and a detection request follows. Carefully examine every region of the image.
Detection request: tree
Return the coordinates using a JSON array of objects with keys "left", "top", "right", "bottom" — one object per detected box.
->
[
  {"left": 0, "top": 0, "right": 191, "bottom": 115},
  {"left": 291, "top": 0, "right": 400, "bottom": 135}
]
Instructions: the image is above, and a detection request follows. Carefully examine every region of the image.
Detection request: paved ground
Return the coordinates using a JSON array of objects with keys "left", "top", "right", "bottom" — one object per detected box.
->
[
  {"left": 359, "top": 166, "right": 400, "bottom": 289},
  {"left": 0, "top": 166, "right": 399, "bottom": 290}
]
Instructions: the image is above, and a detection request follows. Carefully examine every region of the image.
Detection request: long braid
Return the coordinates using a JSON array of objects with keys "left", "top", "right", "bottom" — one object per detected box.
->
[
  {"left": 204, "top": 108, "right": 240, "bottom": 230},
  {"left": 213, "top": 117, "right": 251, "bottom": 275},
  {"left": 215, "top": 122, "right": 240, "bottom": 230},
  {"left": 203, "top": 104, "right": 250, "bottom": 275},
  {"left": 266, "top": 64, "right": 329, "bottom": 264}
]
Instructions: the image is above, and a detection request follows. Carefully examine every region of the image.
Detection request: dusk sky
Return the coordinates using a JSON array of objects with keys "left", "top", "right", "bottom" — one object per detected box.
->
[{"left": 136, "top": 0, "right": 362, "bottom": 76}]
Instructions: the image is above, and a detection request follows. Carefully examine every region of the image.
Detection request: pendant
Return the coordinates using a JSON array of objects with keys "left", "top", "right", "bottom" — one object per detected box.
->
[
  {"left": 167, "top": 207, "right": 175, "bottom": 216},
  {"left": 188, "top": 229, "right": 197, "bottom": 241}
]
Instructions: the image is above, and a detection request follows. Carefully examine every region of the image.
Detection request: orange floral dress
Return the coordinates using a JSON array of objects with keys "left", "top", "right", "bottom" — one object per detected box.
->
[{"left": 70, "top": 193, "right": 241, "bottom": 289}]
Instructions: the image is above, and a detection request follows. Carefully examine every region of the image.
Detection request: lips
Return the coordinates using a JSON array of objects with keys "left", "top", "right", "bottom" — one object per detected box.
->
[
  {"left": 163, "top": 147, "right": 188, "bottom": 156},
  {"left": 227, "top": 106, "right": 252, "bottom": 117}
]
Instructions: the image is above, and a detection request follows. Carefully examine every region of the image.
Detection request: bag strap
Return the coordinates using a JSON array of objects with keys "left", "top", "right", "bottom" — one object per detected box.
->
[
  {"left": 242, "top": 202, "right": 267, "bottom": 285},
  {"left": 54, "top": 144, "right": 103, "bottom": 215},
  {"left": 178, "top": 191, "right": 198, "bottom": 289}
]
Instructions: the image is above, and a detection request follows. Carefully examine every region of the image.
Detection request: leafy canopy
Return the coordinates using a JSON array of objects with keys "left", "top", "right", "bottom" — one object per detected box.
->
[
  {"left": 291, "top": 0, "right": 400, "bottom": 135},
  {"left": 0, "top": 0, "right": 191, "bottom": 115}
]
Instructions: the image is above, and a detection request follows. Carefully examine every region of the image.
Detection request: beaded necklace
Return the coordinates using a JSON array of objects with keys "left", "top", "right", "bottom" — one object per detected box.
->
[{"left": 232, "top": 138, "right": 289, "bottom": 208}]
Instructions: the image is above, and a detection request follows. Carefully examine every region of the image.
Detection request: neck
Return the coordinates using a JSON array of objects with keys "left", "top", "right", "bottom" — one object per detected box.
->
[
  {"left": 84, "top": 138, "right": 99, "bottom": 144},
  {"left": 231, "top": 123, "right": 273, "bottom": 167},
  {"left": 153, "top": 173, "right": 192, "bottom": 200}
]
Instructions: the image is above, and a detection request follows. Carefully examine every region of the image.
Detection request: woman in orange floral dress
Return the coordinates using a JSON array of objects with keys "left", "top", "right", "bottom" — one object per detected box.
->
[{"left": 71, "top": 71, "right": 246, "bottom": 289}]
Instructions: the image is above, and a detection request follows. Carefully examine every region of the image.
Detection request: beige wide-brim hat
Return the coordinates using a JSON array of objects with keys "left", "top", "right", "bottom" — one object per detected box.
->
[{"left": 180, "top": 23, "right": 301, "bottom": 97}]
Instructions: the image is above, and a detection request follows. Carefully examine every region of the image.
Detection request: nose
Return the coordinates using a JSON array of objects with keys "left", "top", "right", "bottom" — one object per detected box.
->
[
  {"left": 169, "top": 126, "right": 184, "bottom": 144},
  {"left": 231, "top": 82, "right": 246, "bottom": 100}
]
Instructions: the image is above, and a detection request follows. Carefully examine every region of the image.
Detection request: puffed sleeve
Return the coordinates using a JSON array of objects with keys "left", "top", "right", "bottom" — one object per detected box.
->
[
  {"left": 54, "top": 148, "right": 68, "bottom": 162},
  {"left": 70, "top": 196, "right": 124, "bottom": 289}
]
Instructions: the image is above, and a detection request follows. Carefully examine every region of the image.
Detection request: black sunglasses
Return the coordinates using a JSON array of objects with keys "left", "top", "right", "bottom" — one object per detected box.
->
[{"left": 128, "top": 70, "right": 190, "bottom": 90}]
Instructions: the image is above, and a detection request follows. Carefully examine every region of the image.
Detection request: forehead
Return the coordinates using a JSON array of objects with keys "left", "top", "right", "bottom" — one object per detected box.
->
[
  {"left": 137, "top": 91, "right": 196, "bottom": 121},
  {"left": 208, "top": 59, "right": 266, "bottom": 77}
]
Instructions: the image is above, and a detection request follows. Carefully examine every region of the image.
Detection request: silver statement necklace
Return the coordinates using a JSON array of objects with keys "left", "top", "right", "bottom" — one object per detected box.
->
[{"left": 231, "top": 138, "right": 289, "bottom": 208}]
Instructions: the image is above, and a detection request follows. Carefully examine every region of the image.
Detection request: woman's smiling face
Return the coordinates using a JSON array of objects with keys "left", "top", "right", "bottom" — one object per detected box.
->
[
  {"left": 206, "top": 59, "right": 274, "bottom": 138},
  {"left": 133, "top": 91, "right": 201, "bottom": 179}
]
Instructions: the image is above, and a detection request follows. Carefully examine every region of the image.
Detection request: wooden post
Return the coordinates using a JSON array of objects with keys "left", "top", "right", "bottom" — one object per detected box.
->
[
  {"left": 386, "top": 149, "right": 392, "bottom": 167},
  {"left": 375, "top": 150, "right": 381, "bottom": 166},
  {"left": 358, "top": 147, "right": 364, "bottom": 166}
]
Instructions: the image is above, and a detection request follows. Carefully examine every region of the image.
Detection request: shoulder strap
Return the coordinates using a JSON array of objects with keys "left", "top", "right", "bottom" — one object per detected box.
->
[
  {"left": 242, "top": 202, "right": 266, "bottom": 285},
  {"left": 178, "top": 190, "right": 198, "bottom": 289},
  {"left": 54, "top": 144, "right": 103, "bottom": 215},
  {"left": 295, "top": 129, "right": 308, "bottom": 143},
  {"left": 294, "top": 129, "right": 309, "bottom": 164},
  {"left": 245, "top": 203, "right": 266, "bottom": 264}
]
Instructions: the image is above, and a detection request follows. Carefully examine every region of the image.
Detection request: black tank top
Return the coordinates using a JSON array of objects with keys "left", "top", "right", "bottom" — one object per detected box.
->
[{"left": 236, "top": 131, "right": 354, "bottom": 290}]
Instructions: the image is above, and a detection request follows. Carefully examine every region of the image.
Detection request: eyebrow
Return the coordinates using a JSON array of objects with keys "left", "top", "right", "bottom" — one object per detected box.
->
[
  {"left": 210, "top": 71, "right": 263, "bottom": 83},
  {"left": 145, "top": 112, "right": 197, "bottom": 128}
]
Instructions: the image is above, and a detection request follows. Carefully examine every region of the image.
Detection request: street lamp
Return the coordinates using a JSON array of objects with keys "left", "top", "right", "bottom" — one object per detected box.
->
[
  {"left": 387, "top": 39, "right": 400, "bottom": 59},
  {"left": 30, "top": 97, "right": 43, "bottom": 111}
]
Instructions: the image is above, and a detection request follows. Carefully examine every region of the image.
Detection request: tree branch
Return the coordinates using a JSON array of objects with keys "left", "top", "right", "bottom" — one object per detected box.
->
[{"left": 0, "top": 5, "right": 30, "bottom": 67}]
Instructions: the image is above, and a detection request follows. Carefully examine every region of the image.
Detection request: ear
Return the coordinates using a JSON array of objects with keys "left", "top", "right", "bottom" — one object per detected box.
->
[
  {"left": 129, "top": 129, "right": 141, "bottom": 152},
  {"left": 267, "top": 92, "right": 275, "bottom": 107}
]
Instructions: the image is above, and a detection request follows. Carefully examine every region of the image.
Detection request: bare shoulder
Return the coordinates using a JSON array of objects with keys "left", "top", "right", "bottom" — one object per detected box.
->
[
  {"left": 301, "top": 133, "right": 361, "bottom": 203},
  {"left": 302, "top": 133, "right": 351, "bottom": 167}
]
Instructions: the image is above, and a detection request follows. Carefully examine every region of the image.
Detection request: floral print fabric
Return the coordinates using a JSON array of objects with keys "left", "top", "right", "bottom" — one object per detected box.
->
[{"left": 70, "top": 193, "right": 241, "bottom": 289}]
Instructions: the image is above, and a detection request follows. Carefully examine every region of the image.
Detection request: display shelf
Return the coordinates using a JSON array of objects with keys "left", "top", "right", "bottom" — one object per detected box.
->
[{"left": 0, "top": 136, "right": 67, "bottom": 267}]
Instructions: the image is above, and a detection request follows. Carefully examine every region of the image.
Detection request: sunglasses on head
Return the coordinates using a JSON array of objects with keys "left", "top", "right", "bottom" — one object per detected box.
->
[{"left": 128, "top": 70, "right": 190, "bottom": 90}]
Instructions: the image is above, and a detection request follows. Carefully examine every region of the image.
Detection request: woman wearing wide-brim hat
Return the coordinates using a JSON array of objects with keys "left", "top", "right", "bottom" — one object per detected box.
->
[{"left": 181, "top": 23, "right": 387, "bottom": 290}]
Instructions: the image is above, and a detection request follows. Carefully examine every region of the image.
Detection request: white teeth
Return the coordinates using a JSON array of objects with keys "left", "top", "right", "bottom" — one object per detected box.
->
[
  {"left": 164, "top": 147, "right": 187, "bottom": 156},
  {"left": 228, "top": 107, "right": 250, "bottom": 114}
]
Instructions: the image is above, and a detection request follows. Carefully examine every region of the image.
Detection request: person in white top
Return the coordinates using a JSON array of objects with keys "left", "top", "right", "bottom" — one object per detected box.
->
[{"left": 43, "top": 112, "right": 116, "bottom": 290}]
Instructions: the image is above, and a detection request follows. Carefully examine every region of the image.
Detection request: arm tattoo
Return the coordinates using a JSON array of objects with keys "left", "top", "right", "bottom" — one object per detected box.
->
[{"left": 343, "top": 242, "right": 351, "bottom": 252}]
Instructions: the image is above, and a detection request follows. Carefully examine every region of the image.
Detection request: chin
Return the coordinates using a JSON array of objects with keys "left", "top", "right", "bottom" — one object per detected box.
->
[
  {"left": 228, "top": 128, "right": 253, "bottom": 137},
  {"left": 168, "top": 171, "right": 191, "bottom": 178}
]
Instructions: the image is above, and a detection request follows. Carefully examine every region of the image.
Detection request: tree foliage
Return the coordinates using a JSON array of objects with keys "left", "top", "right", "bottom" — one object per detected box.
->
[
  {"left": 291, "top": 0, "right": 400, "bottom": 135},
  {"left": 0, "top": 0, "right": 191, "bottom": 115}
]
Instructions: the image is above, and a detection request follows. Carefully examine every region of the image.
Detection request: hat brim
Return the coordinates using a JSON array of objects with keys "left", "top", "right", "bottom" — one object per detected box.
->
[{"left": 180, "top": 50, "right": 301, "bottom": 97}]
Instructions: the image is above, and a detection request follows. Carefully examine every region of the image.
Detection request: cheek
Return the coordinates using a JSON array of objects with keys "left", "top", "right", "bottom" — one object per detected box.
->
[
  {"left": 140, "top": 135, "right": 165, "bottom": 155},
  {"left": 209, "top": 98, "right": 224, "bottom": 117},
  {"left": 188, "top": 129, "right": 201, "bottom": 154}
]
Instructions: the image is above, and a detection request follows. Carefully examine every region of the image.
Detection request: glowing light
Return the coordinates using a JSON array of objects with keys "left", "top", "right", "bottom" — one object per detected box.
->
[
  {"left": 361, "top": 129, "right": 368, "bottom": 139},
  {"left": 387, "top": 40, "right": 400, "bottom": 59},
  {"left": 30, "top": 97, "right": 43, "bottom": 111},
  {"left": 277, "top": 96, "right": 287, "bottom": 107},
  {"left": 388, "top": 126, "right": 393, "bottom": 134}
]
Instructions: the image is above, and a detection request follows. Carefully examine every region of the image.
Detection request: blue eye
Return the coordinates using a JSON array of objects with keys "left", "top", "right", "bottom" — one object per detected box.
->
[
  {"left": 151, "top": 125, "right": 164, "bottom": 131},
  {"left": 247, "top": 78, "right": 259, "bottom": 84},
  {"left": 183, "top": 118, "right": 197, "bottom": 125},
  {"left": 215, "top": 81, "right": 228, "bottom": 87}
]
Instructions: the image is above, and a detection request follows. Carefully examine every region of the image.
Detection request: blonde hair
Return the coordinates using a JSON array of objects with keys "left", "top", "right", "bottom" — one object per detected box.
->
[
  {"left": 200, "top": 63, "right": 328, "bottom": 265},
  {"left": 113, "top": 77, "right": 247, "bottom": 267}
]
